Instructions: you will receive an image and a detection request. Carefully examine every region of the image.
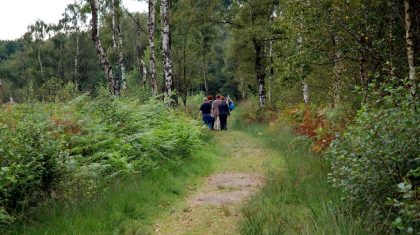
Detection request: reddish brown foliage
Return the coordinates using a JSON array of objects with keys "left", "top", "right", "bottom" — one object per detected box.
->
[
  {"left": 286, "top": 105, "right": 337, "bottom": 154},
  {"left": 50, "top": 115, "right": 82, "bottom": 135}
]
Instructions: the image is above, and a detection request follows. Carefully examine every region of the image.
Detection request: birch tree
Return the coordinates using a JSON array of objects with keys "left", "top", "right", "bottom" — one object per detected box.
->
[
  {"left": 148, "top": 0, "right": 158, "bottom": 95},
  {"left": 89, "top": 0, "right": 118, "bottom": 96},
  {"left": 111, "top": 0, "right": 126, "bottom": 90},
  {"left": 29, "top": 20, "right": 48, "bottom": 79},
  {"left": 404, "top": 0, "right": 416, "bottom": 96},
  {"left": 63, "top": 1, "right": 86, "bottom": 89},
  {"left": 161, "top": 0, "right": 174, "bottom": 101}
]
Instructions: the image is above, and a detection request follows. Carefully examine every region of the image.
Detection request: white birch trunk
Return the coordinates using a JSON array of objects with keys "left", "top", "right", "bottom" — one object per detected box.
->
[
  {"left": 161, "top": 0, "right": 173, "bottom": 102},
  {"left": 74, "top": 35, "right": 80, "bottom": 89},
  {"left": 404, "top": 0, "right": 416, "bottom": 96},
  {"left": 148, "top": 0, "right": 158, "bottom": 96},
  {"left": 240, "top": 76, "right": 245, "bottom": 99},
  {"left": 302, "top": 80, "right": 309, "bottom": 104},
  {"left": 111, "top": 0, "right": 117, "bottom": 51},
  {"left": 90, "top": 0, "right": 117, "bottom": 96},
  {"left": 140, "top": 59, "right": 148, "bottom": 85},
  {"left": 297, "top": 32, "right": 309, "bottom": 104},
  {"left": 111, "top": 0, "right": 126, "bottom": 90},
  {"left": 117, "top": 20, "right": 126, "bottom": 90},
  {"left": 253, "top": 37, "right": 266, "bottom": 107},
  {"left": 388, "top": 0, "right": 396, "bottom": 76}
]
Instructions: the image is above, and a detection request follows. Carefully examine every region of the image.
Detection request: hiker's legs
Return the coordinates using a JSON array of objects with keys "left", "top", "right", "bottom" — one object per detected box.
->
[
  {"left": 214, "top": 116, "right": 221, "bottom": 131},
  {"left": 203, "top": 114, "right": 213, "bottom": 129},
  {"left": 219, "top": 114, "right": 228, "bottom": 130}
]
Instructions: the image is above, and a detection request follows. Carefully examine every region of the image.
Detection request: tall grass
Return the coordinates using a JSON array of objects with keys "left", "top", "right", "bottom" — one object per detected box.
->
[
  {"left": 233, "top": 112, "right": 370, "bottom": 234},
  {"left": 8, "top": 145, "right": 217, "bottom": 235}
]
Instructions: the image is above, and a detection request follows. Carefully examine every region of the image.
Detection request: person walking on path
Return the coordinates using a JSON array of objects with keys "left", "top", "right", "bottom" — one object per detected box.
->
[
  {"left": 211, "top": 94, "right": 223, "bottom": 131},
  {"left": 199, "top": 98, "right": 213, "bottom": 129},
  {"left": 219, "top": 96, "right": 230, "bottom": 130},
  {"left": 207, "top": 95, "right": 214, "bottom": 129}
]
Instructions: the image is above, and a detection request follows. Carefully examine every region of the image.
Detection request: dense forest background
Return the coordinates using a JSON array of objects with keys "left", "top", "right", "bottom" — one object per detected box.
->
[
  {"left": 0, "top": 0, "right": 418, "bottom": 107},
  {"left": 0, "top": 0, "right": 419, "bottom": 233}
]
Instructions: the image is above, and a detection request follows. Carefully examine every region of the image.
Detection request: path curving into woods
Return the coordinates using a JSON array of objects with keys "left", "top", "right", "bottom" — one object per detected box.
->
[{"left": 152, "top": 131, "right": 273, "bottom": 234}]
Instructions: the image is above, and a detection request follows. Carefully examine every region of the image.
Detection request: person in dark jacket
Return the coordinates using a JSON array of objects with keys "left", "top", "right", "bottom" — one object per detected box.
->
[
  {"left": 218, "top": 96, "right": 230, "bottom": 130},
  {"left": 199, "top": 98, "right": 213, "bottom": 129}
]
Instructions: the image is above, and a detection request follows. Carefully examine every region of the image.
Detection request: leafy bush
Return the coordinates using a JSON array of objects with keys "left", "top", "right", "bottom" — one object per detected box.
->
[
  {"left": 328, "top": 90, "right": 419, "bottom": 233},
  {"left": 0, "top": 95, "right": 202, "bottom": 226}
]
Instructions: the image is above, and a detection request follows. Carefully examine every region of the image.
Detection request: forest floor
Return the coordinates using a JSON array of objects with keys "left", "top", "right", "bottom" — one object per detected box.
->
[{"left": 151, "top": 130, "right": 274, "bottom": 235}]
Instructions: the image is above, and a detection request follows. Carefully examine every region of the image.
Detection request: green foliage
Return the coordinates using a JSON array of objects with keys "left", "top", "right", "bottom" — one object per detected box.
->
[
  {"left": 328, "top": 87, "right": 419, "bottom": 233},
  {"left": 235, "top": 117, "right": 369, "bottom": 234},
  {"left": 9, "top": 145, "right": 217, "bottom": 234},
  {"left": 0, "top": 96, "right": 202, "bottom": 227}
]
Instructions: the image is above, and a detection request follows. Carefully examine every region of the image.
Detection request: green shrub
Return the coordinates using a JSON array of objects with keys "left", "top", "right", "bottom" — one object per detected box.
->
[
  {"left": 0, "top": 96, "right": 202, "bottom": 226},
  {"left": 328, "top": 89, "right": 419, "bottom": 233}
]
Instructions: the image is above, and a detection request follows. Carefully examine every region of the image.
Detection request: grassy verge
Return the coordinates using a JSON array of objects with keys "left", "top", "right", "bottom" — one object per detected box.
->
[
  {"left": 7, "top": 143, "right": 218, "bottom": 235},
  {"left": 233, "top": 119, "right": 370, "bottom": 234}
]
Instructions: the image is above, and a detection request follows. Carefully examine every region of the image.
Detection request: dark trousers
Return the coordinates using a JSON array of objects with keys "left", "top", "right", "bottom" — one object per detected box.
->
[
  {"left": 219, "top": 114, "right": 228, "bottom": 130},
  {"left": 202, "top": 114, "right": 213, "bottom": 129}
]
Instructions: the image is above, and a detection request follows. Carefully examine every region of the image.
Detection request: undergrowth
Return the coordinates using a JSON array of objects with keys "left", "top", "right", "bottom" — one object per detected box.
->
[
  {"left": 233, "top": 106, "right": 370, "bottom": 234},
  {"left": 7, "top": 146, "right": 217, "bottom": 234},
  {"left": 0, "top": 94, "right": 203, "bottom": 229}
]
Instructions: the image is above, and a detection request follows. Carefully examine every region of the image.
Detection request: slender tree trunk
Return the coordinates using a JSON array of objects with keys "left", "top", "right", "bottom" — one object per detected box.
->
[
  {"left": 297, "top": 32, "right": 309, "bottom": 104},
  {"left": 134, "top": 16, "right": 142, "bottom": 80},
  {"left": 359, "top": 34, "right": 367, "bottom": 101},
  {"left": 89, "top": 0, "right": 117, "bottom": 96},
  {"left": 117, "top": 21, "right": 126, "bottom": 90},
  {"left": 161, "top": 0, "right": 174, "bottom": 102},
  {"left": 253, "top": 38, "right": 266, "bottom": 107},
  {"left": 0, "top": 79, "right": 3, "bottom": 105},
  {"left": 60, "top": 41, "right": 65, "bottom": 79},
  {"left": 388, "top": 0, "right": 396, "bottom": 76},
  {"left": 74, "top": 35, "right": 80, "bottom": 90},
  {"left": 302, "top": 80, "right": 309, "bottom": 104},
  {"left": 37, "top": 45, "right": 44, "bottom": 78},
  {"left": 183, "top": 37, "right": 186, "bottom": 102},
  {"left": 268, "top": 40, "right": 273, "bottom": 104},
  {"left": 240, "top": 76, "right": 245, "bottom": 99},
  {"left": 112, "top": 0, "right": 126, "bottom": 90},
  {"left": 111, "top": 0, "right": 117, "bottom": 50},
  {"left": 115, "top": 0, "right": 126, "bottom": 90},
  {"left": 404, "top": 0, "right": 416, "bottom": 96},
  {"left": 140, "top": 59, "right": 148, "bottom": 85},
  {"left": 148, "top": 0, "right": 158, "bottom": 96},
  {"left": 332, "top": 33, "right": 342, "bottom": 107}
]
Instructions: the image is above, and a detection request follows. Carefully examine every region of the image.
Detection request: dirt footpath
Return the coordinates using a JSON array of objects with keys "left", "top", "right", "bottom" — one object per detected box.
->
[{"left": 153, "top": 131, "right": 271, "bottom": 235}]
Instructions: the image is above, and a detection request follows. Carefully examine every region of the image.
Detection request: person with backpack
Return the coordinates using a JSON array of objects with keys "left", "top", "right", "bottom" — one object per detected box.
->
[{"left": 228, "top": 99, "right": 235, "bottom": 111}]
